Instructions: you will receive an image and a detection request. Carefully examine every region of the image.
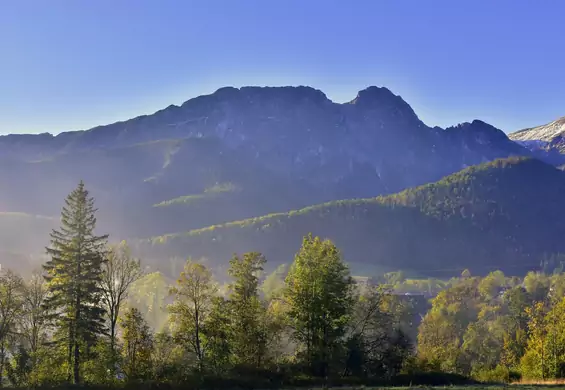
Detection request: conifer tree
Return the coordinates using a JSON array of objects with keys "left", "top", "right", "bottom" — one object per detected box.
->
[{"left": 43, "top": 181, "right": 108, "bottom": 384}]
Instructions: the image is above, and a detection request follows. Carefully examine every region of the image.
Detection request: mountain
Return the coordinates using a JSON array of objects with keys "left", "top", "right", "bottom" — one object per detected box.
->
[
  {"left": 509, "top": 116, "right": 565, "bottom": 164},
  {"left": 142, "top": 157, "right": 565, "bottom": 277},
  {"left": 0, "top": 86, "right": 533, "bottom": 273}
]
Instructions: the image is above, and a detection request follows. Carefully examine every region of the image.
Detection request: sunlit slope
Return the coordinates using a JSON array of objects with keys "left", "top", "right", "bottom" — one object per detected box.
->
[{"left": 144, "top": 157, "right": 565, "bottom": 276}]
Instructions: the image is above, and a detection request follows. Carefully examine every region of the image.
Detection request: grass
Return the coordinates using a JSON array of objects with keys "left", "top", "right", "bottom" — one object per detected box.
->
[{"left": 359, "top": 387, "right": 565, "bottom": 389}]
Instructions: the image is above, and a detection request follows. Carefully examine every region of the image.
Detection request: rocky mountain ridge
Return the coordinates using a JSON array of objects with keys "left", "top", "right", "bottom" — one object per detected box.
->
[
  {"left": 509, "top": 116, "right": 565, "bottom": 164},
  {"left": 0, "top": 85, "right": 540, "bottom": 273}
]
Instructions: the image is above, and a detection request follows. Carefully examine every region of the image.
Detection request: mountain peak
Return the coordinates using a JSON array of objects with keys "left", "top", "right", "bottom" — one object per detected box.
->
[
  {"left": 446, "top": 120, "right": 505, "bottom": 136},
  {"left": 205, "top": 85, "right": 330, "bottom": 104},
  {"left": 350, "top": 86, "right": 398, "bottom": 105},
  {"left": 510, "top": 115, "right": 565, "bottom": 144},
  {"left": 347, "top": 86, "right": 421, "bottom": 124}
]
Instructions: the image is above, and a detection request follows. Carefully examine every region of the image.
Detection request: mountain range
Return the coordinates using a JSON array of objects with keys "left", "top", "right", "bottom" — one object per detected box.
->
[{"left": 0, "top": 85, "right": 563, "bottom": 276}]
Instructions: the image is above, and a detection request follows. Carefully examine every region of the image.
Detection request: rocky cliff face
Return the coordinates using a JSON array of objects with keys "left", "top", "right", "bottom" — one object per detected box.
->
[{"left": 0, "top": 86, "right": 529, "bottom": 192}]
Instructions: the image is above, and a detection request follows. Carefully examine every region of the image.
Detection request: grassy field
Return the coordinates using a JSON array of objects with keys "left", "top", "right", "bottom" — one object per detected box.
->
[
  {"left": 350, "top": 387, "right": 565, "bottom": 390},
  {"left": 367, "top": 387, "right": 565, "bottom": 389}
]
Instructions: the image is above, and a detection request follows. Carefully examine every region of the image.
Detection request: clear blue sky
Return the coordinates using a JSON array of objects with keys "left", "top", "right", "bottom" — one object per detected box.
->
[{"left": 1, "top": 0, "right": 564, "bottom": 135}]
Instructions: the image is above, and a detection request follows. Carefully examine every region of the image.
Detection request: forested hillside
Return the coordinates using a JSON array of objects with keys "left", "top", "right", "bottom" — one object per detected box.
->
[{"left": 144, "top": 157, "right": 565, "bottom": 277}]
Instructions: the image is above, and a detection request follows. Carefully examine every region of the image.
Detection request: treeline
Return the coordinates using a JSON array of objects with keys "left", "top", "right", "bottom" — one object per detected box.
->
[
  {"left": 416, "top": 261, "right": 565, "bottom": 382},
  {"left": 0, "top": 183, "right": 417, "bottom": 388},
  {"left": 3, "top": 181, "right": 565, "bottom": 388}
]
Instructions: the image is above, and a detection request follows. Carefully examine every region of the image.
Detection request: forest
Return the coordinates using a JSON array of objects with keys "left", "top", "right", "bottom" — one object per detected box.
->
[{"left": 1, "top": 181, "right": 565, "bottom": 388}]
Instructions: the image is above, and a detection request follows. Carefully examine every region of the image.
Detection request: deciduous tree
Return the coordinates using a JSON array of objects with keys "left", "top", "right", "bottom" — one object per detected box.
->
[
  {"left": 168, "top": 260, "right": 217, "bottom": 372},
  {"left": 100, "top": 241, "right": 143, "bottom": 357},
  {"left": 0, "top": 270, "right": 24, "bottom": 387},
  {"left": 284, "top": 234, "right": 354, "bottom": 377}
]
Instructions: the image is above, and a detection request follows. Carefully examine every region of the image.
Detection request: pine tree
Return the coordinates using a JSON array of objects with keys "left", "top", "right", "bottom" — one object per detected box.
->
[{"left": 43, "top": 181, "right": 108, "bottom": 384}]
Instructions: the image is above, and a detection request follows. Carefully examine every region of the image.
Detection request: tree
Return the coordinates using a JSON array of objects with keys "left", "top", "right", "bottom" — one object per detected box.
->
[
  {"left": 261, "top": 264, "right": 288, "bottom": 301},
  {"left": 521, "top": 301, "right": 548, "bottom": 379},
  {"left": 0, "top": 270, "right": 24, "bottom": 387},
  {"left": 284, "top": 234, "right": 355, "bottom": 377},
  {"left": 20, "top": 273, "right": 48, "bottom": 358},
  {"left": 129, "top": 272, "right": 169, "bottom": 331},
  {"left": 226, "top": 252, "right": 269, "bottom": 367},
  {"left": 16, "top": 272, "right": 49, "bottom": 386},
  {"left": 151, "top": 331, "right": 190, "bottom": 382},
  {"left": 417, "top": 278, "right": 481, "bottom": 374},
  {"left": 344, "top": 285, "right": 410, "bottom": 378},
  {"left": 43, "top": 181, "right": 109, "bottom": 384},
  {"left": 478, "top": 270, "right": 506, "bottom": 300},
  {"left": 5, "top": 344, "right": 32, "bottom": 387},
  {"left": 203, "top": 297, "right": 232, "bottom": 373},
  {"left": 500, "top": 286, "right": 530, "bottom": 368},
  {"left": 168, "top": 260, "right": 217, "bottom": 372},
  {"left": 100, "top": 241, "right": 143, "bottom": 358},
  {"left": 120, "top": 308, "right": 154, "bottom": 381}
]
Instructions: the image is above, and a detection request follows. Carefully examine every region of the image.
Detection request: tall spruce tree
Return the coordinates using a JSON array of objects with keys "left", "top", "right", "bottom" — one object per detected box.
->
[{"left": 43, "top": 181, "right": 108, "bottom": 384}]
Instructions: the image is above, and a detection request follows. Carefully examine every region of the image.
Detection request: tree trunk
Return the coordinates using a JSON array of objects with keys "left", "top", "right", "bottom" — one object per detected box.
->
[
  {"left": 68, "top": 324, "right": 74, "bottom": 383},
  {"left": 194, "top": 308, "right": 203, "bottom": 372},
  {"left": 74, "top": 339, "right": 80, "bottom": 384},
  {"left": 73, "top": 291, "right": 81, "bottom": 384},
  {"left": 110, "top": 315, "right": 117, "bottom": 363},
  {"left": 0, "top": 339, "right": 5, "bottom": 388}
]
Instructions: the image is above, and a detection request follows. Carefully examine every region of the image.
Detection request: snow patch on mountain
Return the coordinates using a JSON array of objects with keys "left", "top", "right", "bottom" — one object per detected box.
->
[{"left": 510, "top": 117, "right": 565, "bottom": 143}]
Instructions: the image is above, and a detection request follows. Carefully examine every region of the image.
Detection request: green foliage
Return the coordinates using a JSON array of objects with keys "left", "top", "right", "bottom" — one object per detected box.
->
[
  {"left": 5, "top": 344, "right": 32, "bottom": 387},
  {"left": 284, "top": 234, "right": 355, "bottom": 377},
  {"left": 146, "top": 157, "right": 565, "bottom": 277},
  {"left": 0, "top": 269, "right": 25, "bottom": 386},
  {"left": 128, "top": 272, "right": 170, "bottom": 331},
  {"left": 120, "top": 308, "right": 154, "bottom": 381},
  {"left": 261, "top": 263, "right": 288, "bottom": 301},
  {"left": 225, "top": 252, "right": 270, "bottom": 367},
  {"left": 43, "top": 181, "right": 109, "bottom": 384},
  {"left": 153, "top": 182, "right": 239, "bottom": 207},
  {"left": 168, "top": 260, "right": 218, "bottom": 372},
  {"left": 28, "top": 344, "right": 68, "bottom": 385}
]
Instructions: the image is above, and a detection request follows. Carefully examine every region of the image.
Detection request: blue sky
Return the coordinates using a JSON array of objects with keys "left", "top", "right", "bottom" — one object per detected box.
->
[{"left": 1, "top": 0, "right": 564, "bottom": 135}]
